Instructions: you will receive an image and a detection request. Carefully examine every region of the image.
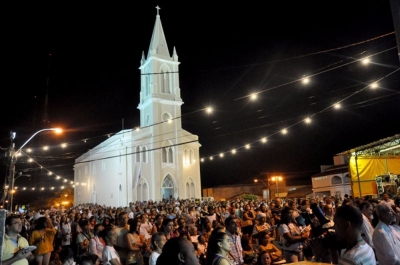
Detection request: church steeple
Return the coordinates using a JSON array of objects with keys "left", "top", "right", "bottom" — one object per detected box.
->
[{"left": 147, "top": 6, "right": 170, "bottom": 58}]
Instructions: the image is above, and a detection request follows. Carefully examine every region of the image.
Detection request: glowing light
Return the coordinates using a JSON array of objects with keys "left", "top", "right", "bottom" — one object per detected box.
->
[
  {"left": 361, "top": 58, "right": 370, "bottom": 65},
  {"left": 48, "top": 172, "right": 52, "bottom": 176},
  {"left": 61, "top": 186, "right": 65, "bottom": 189},
  {"left": 261, "top": 137, "right": 267, "bottom": 143},
  {"left": 56, "top": 176, "right": 60, "bottom": 180},
  {"left": 167, "top": 119, "right": 172, "bottom": 123},
  {"left": 26, "top": 148, "right": 32, "bottom": 153},
  {"left": 232, "top": 149, "right": 236, "bottom": 154},
  {"left": 245, "top": 144, "right": 250, "bottom": 149},
  {"left": 370, "top": 82, "right": 378, "bottom": 89},
  {"left": 51, "top": 187, "right": 54, "bottom": 190},
  {"left": 281, "top": 129, "right": 288, "bottom": 134},
  {"left": 219, "top": 153, "right": 224, "bottom": 157},
  {"left": 304, "top": 117, "right": 312, "bottom": 124},
  {"left": 43, "top": 146, "right": 49, "bottom": 151},
  {"left": 41, "top": 187, "right": 44, "bottom": 190},
  {"left": 250, "top": 93, "right": 257, "bottom": 100},
  {"left": 32, "top": 188, "right": 35, "bottom": 190},
  {"left": 201, "top": 158, "right": 204, "bottom": 162},
  {"left": 28, "top": 158, "right": 33, "bottom": 162},
  {"left": 210, "top": 157, "right": 213, "bottom": 160},
  {"left": 135, "top": 127, "right": 140, "bottom": 131},
  {"left": 23, "top": 187, "right": 26, "bottom": 190},
  {"left": 302, "top": 77, "right": 310, "bottom": 84},
  {"left": 206, "top": 107, "right": 213, "bottom": 114},
  {"left": 64, "top": 179, "right": 67, "bottom": 182},
  {"left": 61, "top": 143, "right": 67, "bottom": 148},
  {"left": 334, "top": 103, "right": 341, "bottom": 109}
]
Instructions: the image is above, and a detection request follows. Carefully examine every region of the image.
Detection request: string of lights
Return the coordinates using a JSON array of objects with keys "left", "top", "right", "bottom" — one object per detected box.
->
[{"left": 8, "top": 33, "right": 399, "bottom": 193}]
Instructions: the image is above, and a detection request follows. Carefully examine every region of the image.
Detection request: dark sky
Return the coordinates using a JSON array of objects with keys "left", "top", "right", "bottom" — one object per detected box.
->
[{"left": 1, "top": 1, "right": 399, "bottom": 194}]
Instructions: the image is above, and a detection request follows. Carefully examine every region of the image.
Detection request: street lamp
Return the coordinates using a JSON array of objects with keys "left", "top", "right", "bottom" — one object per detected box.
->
[
  {"left": 270, "top": 176, "right": 283, "bottom": 198},
  {"left": 7, "top": 128, "right": 62, "bottom": 212}
]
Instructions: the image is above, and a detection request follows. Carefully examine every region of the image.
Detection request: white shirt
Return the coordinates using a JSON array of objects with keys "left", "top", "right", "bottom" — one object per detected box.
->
[
  {"left": 372, "top": 221, "right": 400, "bottom": 265},
  {"left": 149, "top": 251, "right": 160, "bottom": 265},
  {"left": 102, "top": 246, "right": 120, "bottom": 265},
  {"left": 360, "top": 214, "right": 374, "bottom": 248}
]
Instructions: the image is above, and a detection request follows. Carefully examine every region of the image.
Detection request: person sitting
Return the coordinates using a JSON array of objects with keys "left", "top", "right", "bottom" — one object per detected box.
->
[
  {"left": 256, "top": 251, "right": 274, "bottom": 265},
  {"left": 256, "top": 231, "right": 284, "bottom": 264}
]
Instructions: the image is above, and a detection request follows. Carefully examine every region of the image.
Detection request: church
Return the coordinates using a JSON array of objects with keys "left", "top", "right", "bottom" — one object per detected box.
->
[{"left": 73, "top": 8, "right": 202, "bottom": 207}]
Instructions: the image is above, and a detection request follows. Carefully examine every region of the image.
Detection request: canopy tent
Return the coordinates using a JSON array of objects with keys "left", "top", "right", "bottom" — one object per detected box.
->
[{"left": 339, "top": 134, "right": 400, "bottom": 198}]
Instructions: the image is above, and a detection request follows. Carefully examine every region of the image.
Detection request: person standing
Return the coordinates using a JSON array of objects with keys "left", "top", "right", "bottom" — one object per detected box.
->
[
  {"left": 29, "top": 216, "right": 57, "bottom": 265},
  {"left": 58, "top": 215, "right": 72, "bottom": 247},
  {"left": 271, "top": 198, "right": 283, "bottom": 241},
  {"left": 224, "top": 215, "right": 244, "bottom": 265},
  {"left": 206, "top": 232, "right": 233, "bottom": 265},
  {"left": 115, "top": 212, "right": 130, "bottom": 265},
  {"left": 2, "top": 214, "right": 34, "bottom": 265},
  {"left": 372, "top": 203, "right": 400, "bottom": 264},
  {"left": 149, "top": 232, "right": 167, "bottom": 265},
  {"left": 311, "top": 204, "right": 376, "bottom": 265},
  {"left": 76, "top": 219, "right": 94, "bottom": 256},
  {"left": 359, "top": 201, "right": 374, "bottom": 248},
  {"left": 102, "top": 227, "right": 121, "bottom": 265}
]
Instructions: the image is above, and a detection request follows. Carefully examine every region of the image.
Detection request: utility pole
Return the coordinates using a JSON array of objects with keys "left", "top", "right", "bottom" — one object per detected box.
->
[{"left": 7, "top": 131, "right": 16, "bottom": 212}]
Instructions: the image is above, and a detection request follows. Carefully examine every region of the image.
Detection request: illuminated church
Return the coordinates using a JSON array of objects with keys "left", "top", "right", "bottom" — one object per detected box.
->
[{"left": 73, "top": 8, "right": 201, "bottom": 206}]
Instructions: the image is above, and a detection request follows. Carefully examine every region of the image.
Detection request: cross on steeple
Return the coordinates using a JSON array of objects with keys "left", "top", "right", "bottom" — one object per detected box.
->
[{"left": 156, "top": 5, "right": 160, "bottom": 15}]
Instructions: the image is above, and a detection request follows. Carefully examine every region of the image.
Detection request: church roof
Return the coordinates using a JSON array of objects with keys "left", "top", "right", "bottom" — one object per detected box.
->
[{"left": 148, "top": 6, "right": 170, "bottom": 58}]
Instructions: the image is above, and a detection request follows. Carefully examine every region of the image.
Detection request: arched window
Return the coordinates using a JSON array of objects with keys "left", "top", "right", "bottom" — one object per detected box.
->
[
  {"left": 146, "top": 75, "right": 150, "bottom": 95},
  {"left": 161, "top": 141, "right": 174, "bottom": 165},
  {"left": 185, "top": 178, "right": 196, "bottom": 199},
  {"left": 162, "top": 174, "right": 175, "bottom": 199},
  {"left": 184, "top": 149, "right": 189, "bottom": 165},
  {"left": 331, "top": 176, "right": 342, "bottom": 185},
  {"left": 162, "top": 148, "right": 167, "bottom": 163},
  {"left": 135, "top": 146, "right": 141, "bottom": 162},
  {"left": 160, "top": 68, "right": 170, "bottom": 94},
  {"left": 189, "top": 149, "right": 194, "bottom": 164},
  {"left": 343, "top": 174, "right": 351, "bottom": 183},
  {"left": 168, "top": 148, "right": 173, "bottom": 163},
  {"left": 136, "top": 178, "right": 149, "bottom": 202},
  {"left": 142, "top": 146, "right": 148, "bottom": 163}
]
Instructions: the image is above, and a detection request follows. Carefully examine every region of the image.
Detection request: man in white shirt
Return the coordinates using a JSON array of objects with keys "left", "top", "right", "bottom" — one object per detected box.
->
[
  {"left": 372, "top": 203, "right": 400, "bottom": 265},
  {"left": 359, "top": 201, "right": 374, "bottom": 248}
]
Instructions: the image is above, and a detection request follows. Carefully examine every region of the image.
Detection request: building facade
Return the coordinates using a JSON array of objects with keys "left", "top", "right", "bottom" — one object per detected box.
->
[
  {"left": 311, "top": 155, "right": 351, "bottom": 198},
  {"left": 73, "top": 9, "right": 201, "bottom": 206}
]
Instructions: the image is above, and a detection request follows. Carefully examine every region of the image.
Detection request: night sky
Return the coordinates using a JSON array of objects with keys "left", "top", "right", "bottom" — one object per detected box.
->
[{"left": 1, "top": 1, "right": 399, "bottom": 197}]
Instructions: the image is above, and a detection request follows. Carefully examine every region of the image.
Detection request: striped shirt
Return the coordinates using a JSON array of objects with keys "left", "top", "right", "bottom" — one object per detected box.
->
[{"left": 338, "top": 241, "right": 376, "bottom": 265}]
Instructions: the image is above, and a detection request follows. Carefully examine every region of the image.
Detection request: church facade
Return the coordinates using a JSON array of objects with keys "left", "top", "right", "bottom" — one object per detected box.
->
[{"left": 73, "top": 9, "right": 201, "bottom": 207}]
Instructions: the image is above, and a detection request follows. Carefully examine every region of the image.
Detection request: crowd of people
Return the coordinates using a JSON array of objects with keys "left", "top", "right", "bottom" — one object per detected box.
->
[{"left": 2, "top": 191, "right": 400, "bottom": 265}]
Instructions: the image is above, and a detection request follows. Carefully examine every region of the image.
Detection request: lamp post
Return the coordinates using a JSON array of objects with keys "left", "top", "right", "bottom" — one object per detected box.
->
[
  {"left": 270, "top": 176, "right": 283, "bottom": 198},
  {"left": 7, "top": 128, "right": 62, "bottom": 212}
]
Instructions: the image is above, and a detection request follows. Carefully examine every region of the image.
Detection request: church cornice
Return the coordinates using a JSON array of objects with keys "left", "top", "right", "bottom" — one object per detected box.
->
[{"left": 138, "top": 97, "right": 183, "bottom": 110}]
